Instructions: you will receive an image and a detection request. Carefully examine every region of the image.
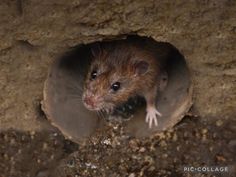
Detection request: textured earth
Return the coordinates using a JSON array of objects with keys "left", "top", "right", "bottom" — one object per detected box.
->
[
  {"left": 0, "top": 0, "right": 235, "bottom": 131},
  {"left": 0, "top": 117, "right": 235, "bottom": 177}
]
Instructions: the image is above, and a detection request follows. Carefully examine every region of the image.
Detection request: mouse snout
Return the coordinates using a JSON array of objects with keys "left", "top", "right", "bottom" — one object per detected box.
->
[{"left": 84, "top": 96, "right": 95, "bottom": 108}]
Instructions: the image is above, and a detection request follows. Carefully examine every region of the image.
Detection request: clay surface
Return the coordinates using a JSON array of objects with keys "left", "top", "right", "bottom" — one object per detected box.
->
[
  {"left": 42, "top": 37, "right": 192, "bottom": 141},
  {"left": 0, "top": 0, "right": 235, "bottom": 133}
]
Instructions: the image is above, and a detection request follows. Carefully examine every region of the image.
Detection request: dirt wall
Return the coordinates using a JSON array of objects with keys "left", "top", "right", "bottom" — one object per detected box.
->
[{"left": 0, "top": 0, "right": 235, "bottom": 131}]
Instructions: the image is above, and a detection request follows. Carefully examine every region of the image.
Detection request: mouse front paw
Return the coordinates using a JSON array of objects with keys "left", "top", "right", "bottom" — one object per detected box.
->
[{"left": 145, "top": 107, "right": 162, "bottom": 128}]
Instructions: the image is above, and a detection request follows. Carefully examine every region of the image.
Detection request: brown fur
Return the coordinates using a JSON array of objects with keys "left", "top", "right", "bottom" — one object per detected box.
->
[{"left": 82, "top": 38, "right": 163, "bottom": 112}]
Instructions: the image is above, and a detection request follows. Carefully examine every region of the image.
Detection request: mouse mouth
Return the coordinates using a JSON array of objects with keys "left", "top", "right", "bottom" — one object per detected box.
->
[
  {"left": 82, "top": 92, "right": 116, "bottom": 113},
  {"left": 83, "top": 99, "right": 99, "bottom": 111},
  {"left": 83, "top": 99, "right": 115, "bottom": 114},
  {"left": 82, "top": 94, "right": 103, "bottom": 111}
]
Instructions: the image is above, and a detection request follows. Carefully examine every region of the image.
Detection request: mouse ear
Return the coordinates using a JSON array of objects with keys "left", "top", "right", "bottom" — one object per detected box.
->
[{"left": 134, "top": 60, "right": 149, "bottom": 75}]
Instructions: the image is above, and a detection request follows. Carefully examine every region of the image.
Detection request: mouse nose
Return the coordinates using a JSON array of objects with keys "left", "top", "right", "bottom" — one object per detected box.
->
[{"left": 84, "top": 96, "right": 95, "bottom": 108}]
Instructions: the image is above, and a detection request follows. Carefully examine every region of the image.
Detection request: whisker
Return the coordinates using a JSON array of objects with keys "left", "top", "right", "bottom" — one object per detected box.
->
[
  {"left": 101, "top": 110, "right": 106, "bottom": 119},
  {"left": 66, "top": 92, "right": 83, "bottom": 97},
  {"left": 66, "top": 85, "right": 84, "bottom": 93},
  {"left": 101, "top": 109, "right": 107, "bottom": 119},
  {"left": 97, "top": 111, "right": 103, "bottom": 119},
  {"left": 67, "top": 94, "right": 82, "bottom": 99},
  {"left": 66, "top": 97, "right": 83, "bottom": 101}
]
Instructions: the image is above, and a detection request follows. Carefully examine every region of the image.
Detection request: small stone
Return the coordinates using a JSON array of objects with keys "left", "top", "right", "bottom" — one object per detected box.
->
[
  {"left": 50, "top": 155, "right": 54, "bottom": 160},
  {"left": 157, "top": 132, "right": 165, "bottom": 139},
  {"left": 10, "top": 138, "right": 16, "bottom": 145},
  {"left": 139, "top": 147, "right": 146, "bottom": 152},
  {"left": 42, "top": 143, "right": 48, "bottom": 150},
  {"left": 216, "top": 154, "right": 226, "bottom": 162},
  {"left": 159, "top": 140, "right": 167, "bottom": 147},
  {"left": 144, "top": 155, "right": 154, "bottom": 164},
  {"left": 166, "top": 132, "right": 171, "bottom": 139},
  {"left": 148, "top": 166, "right": 156, "bottom": 171},
  {"left": 129, "top": 139, "right": 139, "bottom": 151},
  {"left": 103, "top": 139, "right": 111, "bottom": 145},
  {"left": 173, "top": 158, "right": 178, "bottom": 163},
  {"left": 3, "top": 153, "right": 9, "bottom": 160},
  {"left": 3, "top": 134, "right": 8, "bottom": 141},
  {"left": 21, "top": 135, "right": 26, "bottom": 141},
  {"left": 128, "top": 173, "right": 135, "bottom": 177},
  {"left": 172, "top": 133, "right": 178, "bottom": 141},
  {"left": 176, "top": 146, "right": 180, "bottom": 151},
  {"left": 216, "top": 120, "right": 223, "bottom": 126},
  {"left": 201, "top": 128, "right": 208, "bottom": 134},
  {"left": 162, "top": 154, "right": 168, "bottom": 158},
  {"left": 30, "top": 131, "right": 36, "bottom": 136}
]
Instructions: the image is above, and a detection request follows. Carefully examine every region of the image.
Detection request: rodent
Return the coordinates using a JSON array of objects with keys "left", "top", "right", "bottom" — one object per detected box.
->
[{"left": 82, "top": 36, "right": 172, "bottom": 128}]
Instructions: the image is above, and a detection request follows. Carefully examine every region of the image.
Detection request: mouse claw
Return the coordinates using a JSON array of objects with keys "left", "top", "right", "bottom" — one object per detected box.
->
[{"left": 145, "top": 107, "right": 162, "bottom": 128}]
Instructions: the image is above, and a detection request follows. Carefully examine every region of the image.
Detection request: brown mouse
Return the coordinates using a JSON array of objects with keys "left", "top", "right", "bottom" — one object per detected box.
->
[{"left": 82, "top": 37, "right": 170, "bottom": 128}]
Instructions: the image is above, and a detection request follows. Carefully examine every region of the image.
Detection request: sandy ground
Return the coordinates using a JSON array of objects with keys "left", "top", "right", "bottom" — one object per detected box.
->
[
  {"left": 0, "top": 0, "right": 236, "bottom": 132},
  {"left": 0, "top": 116, "right": 235, "bottom": 177}
]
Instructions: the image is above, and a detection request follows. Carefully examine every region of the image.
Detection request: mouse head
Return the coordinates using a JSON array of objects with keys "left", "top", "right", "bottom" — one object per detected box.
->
[{"left": 82, "top": 46, "right": 149, "bottom": 113}]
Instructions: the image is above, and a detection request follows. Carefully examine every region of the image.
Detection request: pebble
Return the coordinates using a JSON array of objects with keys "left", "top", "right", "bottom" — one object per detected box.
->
[
  {"left": 176, "top": 146, "right": 180, "bottom": 151},
  {"left": 42, "top": 143, "right": 48, "bottom": 150},
  {"left": 216, "top": 120, "right": 223, "bottom": 126},
  {"left": 172, "top": 133, "right": 178, "bottom": 141},
  {"left": 159, "top": 140, "right": 167, "bottom": 147},
  {"left": 10, "top": 138, "right": 16, "bottom": 145},
  {"left": 148, "top": 166, "right": 155, "bottom": 171},
  {"left": 50, "top": 155, "right": 54, "bottom": 160},
  {"left": 215, "top": 154, "right": 226, "bottom": 162},
  {"left": 3, "top": 134, "right": 8, "bottom": 141},
  {"left": 162, "top": 153, "right": 168, "bottom": 158},
  {"left": 144, "top": 155, "right": 154, "bottom": 164},
  {"left": 30, "top": 131, "right": 36, "bottom": 136},
  {"left": 30, "top": 131, "right": 35, "bottom": 139},
  {"left": 201, "top": 128, "right": 208, "bottom": 134},
  {"left": 3, "top": 153, "right": 9, "bottom": 160},
  {"left": 85, "top": 162, "right": 97, "bottom": 169},
  {"left": 103, "top": 139, "right": 111, "bottom": 146},
  {"left": 128, "top": 173, "right": 135, "bottom": 177},
  {"left": 139, "top": 147, "right": 146, "bottom": 152}
]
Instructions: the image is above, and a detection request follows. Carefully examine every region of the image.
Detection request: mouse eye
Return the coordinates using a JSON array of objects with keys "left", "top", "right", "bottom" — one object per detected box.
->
[
  {"left": 111, "top": 82, "right": 120, "bottom": 92},
  {"left": 90, "top": 70, "right": 97, "bottom": 80}
]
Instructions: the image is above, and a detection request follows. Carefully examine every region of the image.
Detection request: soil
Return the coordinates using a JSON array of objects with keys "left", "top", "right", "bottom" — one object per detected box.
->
[{"left": 0, "top": 117, "right": 235, "bottom": 177}]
